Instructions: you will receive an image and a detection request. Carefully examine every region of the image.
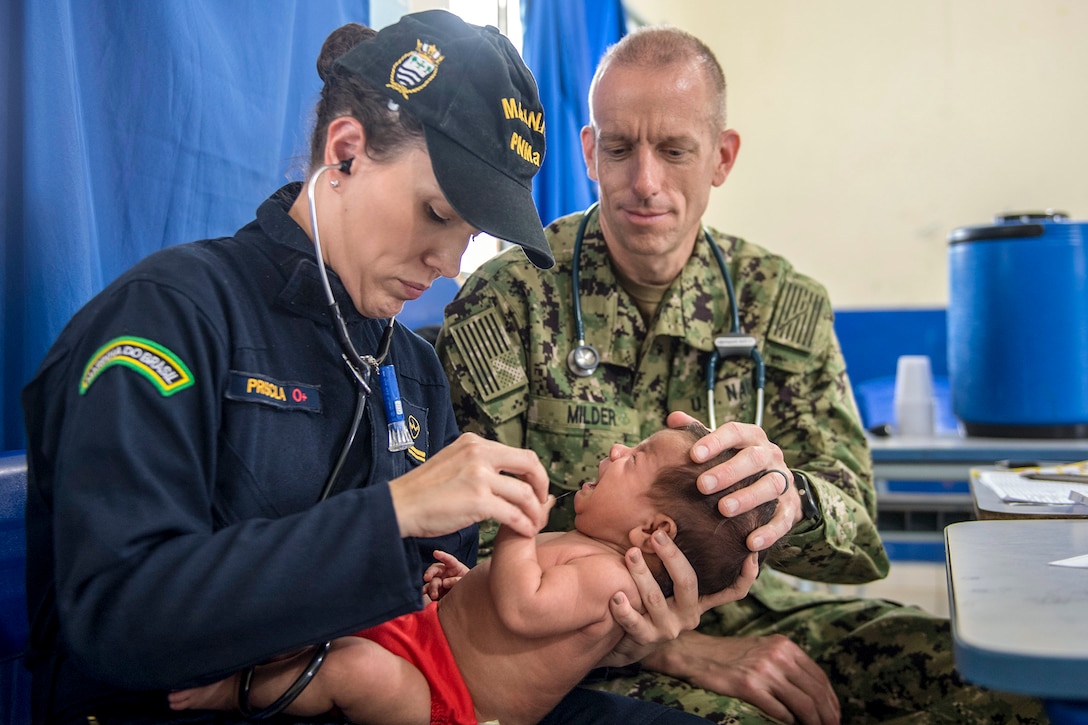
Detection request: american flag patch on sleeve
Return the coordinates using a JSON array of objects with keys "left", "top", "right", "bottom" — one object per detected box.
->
[
  {"left": 768, "top": 279, "right": 826, "bottom": 353},
  {"left": 448, "top": 307, "right": 527, "bottom": 401}
]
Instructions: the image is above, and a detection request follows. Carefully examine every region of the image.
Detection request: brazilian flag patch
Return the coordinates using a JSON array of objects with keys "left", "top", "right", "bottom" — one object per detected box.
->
[{"left": 80, "top": 336, "right": 195, "bottom": 397}]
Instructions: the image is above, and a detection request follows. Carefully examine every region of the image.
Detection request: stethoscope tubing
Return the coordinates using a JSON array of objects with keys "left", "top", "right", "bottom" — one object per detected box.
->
[
  {"left": 567, "top": 202, "right": 601, "bottom": 377},
  {"left": 239, "top": 162, "right": 398, "bottom": 719},
  {"left": 569, "top": 203, "right": 765, "bottom": 428}
]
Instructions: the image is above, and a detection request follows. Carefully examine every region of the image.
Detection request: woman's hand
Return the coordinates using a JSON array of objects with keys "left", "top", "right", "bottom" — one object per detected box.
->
[
  {"left": 668, "top": 411, "right": 803, "bottom": 552},
  {"left": 600, "top": 532, "right": 759, "bottom": 667},
  {"left": 422, "top": 550, "right": 470, "bottom": 601},
  {"left": 389, "top": 433, "right": 551, "bottom": 540},
  {"left": 644, "top": 631, "right": 841, "bottom": 725}
]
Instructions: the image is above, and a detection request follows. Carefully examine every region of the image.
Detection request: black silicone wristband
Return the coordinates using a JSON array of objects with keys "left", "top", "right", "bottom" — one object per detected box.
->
[{"left": 791, "top": 469, "right": 823, "bottom": 527}]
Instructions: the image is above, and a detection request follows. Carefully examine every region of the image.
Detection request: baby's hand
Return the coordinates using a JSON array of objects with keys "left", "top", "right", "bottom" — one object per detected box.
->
[{"left": 423, "top": 550, "right": 471, "bottom": 601}]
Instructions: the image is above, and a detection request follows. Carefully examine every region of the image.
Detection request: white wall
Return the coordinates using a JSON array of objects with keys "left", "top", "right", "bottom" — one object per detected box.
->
[{"left": 622, "top": 0, "right": 1088, "bottom": 308}]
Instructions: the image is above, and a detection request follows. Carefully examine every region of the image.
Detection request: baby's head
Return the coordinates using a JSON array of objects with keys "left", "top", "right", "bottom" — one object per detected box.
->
[
  {"left": 573, "top": 423, "right": 779, "bottom": 597},
  {"left": 644, "top": 423, "right": 779, "bottom": 597}
]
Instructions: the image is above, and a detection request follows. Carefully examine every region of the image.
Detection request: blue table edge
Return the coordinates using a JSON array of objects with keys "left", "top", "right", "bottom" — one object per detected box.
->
[{"left": 945, "top": 524, "right": 1088, "bottom": 700}]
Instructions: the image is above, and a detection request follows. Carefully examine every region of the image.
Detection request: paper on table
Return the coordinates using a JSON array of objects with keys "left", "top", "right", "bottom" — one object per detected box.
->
[
  {"left": 1050, "top": 553, "right": 1088, "bottom": 569},
  {"left": 977, "top": 469, "right": 1088, "bottom": 504},
  {"left": 1003, "top": 461, "right": 1088, "bottom": 566}
]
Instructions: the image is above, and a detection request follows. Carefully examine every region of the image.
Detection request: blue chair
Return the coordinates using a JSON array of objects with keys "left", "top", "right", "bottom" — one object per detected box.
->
[
  {"left": 853, "top": 374, "right": 959, "bottom": 434},
  {"left": 0, "top": 452, "right": 30, "bottom": 725}
]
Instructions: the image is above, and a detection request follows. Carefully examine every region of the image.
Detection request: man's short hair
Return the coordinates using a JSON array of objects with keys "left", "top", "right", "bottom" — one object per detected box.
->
[{"left": 589, "top": 26, "right": 727, "bottom": 131}]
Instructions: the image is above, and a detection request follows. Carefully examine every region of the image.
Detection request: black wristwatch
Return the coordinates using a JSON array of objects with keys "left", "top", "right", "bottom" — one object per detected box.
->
[{"left": 791, "top": 469, "right": 823, "bottom": 528}]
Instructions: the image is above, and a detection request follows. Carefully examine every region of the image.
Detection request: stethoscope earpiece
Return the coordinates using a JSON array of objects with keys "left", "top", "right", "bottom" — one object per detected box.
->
[{"left": 567, "top": 343, "right": 600, "bottom": 377}]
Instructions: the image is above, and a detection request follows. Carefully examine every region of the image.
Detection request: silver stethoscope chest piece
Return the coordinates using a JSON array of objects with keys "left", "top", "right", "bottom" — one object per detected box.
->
[{"left": 567, "top": 342, "right": 600, "bottom": 377}]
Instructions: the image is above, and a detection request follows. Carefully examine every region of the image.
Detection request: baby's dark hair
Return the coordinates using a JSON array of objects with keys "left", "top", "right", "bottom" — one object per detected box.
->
[
  {"left": 308, "top": 23, "right": 425, "bottom": 170},
  {"left": 645, "top": 423, "right": 779, "bottom": 597}
]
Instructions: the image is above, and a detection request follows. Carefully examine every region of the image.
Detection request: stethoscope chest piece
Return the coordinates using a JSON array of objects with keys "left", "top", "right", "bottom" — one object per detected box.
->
[
  {"left": 567, "top": 343, "right": 600, "bottom": 377},
  {"left": 566, "top": 202, "right": 766, "bottom": 427}
]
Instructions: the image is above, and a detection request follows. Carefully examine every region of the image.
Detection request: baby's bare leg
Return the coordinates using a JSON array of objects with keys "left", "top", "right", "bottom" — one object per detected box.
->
[
  {"left": 318, "top": 638, "right": 431, "bottom": 725},
  {"left": 167, "top": 647, "right": 321, "bottom": 714},
  {"left": 169, "top": 637, "right": 431, "bottom": 725},
  {"left": 167, "top": 672, "right": 239, "bottom": 712}
]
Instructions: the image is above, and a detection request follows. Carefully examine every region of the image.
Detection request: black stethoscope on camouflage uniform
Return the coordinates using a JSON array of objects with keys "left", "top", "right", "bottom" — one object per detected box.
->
[{"left": 567, "top": 202, "right": 766, "bottom": 429}]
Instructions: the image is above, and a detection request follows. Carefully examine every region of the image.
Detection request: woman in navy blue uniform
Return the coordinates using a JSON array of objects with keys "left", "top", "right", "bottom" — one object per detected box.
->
[{"left": 22, "top": 12, "right": 743, "bottom": 724}]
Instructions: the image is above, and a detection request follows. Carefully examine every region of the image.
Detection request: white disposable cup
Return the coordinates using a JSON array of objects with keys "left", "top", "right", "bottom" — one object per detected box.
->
[{"left": 894, "top": 355, "right": 936, "bottom": 437}]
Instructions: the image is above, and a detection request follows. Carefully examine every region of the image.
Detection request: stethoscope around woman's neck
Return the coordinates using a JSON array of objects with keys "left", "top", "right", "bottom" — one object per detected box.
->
[
  {"left": 236, "top": 159, "right": 416, "bottom": 719},
  {"left": 306, "top": 158, "right": 413, "bottom": 460},
  {"left": 567, "top": 202, "right": 766, "bottom": 429}
]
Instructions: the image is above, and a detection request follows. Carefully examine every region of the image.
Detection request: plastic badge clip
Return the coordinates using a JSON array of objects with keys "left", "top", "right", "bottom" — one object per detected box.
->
[
  {"left": 714, "top": 334, "right": 757, "bottom": 357},
  {"left": 379, "top": 365, "right": 414, "bottom": 452}
]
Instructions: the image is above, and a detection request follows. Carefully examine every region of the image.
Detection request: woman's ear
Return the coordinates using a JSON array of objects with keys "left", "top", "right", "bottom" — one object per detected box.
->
[
  {"left": 324, "top": 116, "right": 366, "bottom": 169},
  {"left": 628, "top": 515, "right": 678, "bottom": 554}
]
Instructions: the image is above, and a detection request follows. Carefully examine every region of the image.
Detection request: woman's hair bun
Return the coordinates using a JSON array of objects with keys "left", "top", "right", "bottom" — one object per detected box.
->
[{"left": 317, "top": 23, "right": 377, "bottom": 82}]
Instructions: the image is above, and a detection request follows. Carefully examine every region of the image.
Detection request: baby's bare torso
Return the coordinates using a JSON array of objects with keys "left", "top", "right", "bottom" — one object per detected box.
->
[{"left": 438, "top": 531, "right": 639, "bottom": 725}]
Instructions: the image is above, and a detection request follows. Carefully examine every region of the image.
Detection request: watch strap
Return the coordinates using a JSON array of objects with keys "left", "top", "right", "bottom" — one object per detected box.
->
[{"left": 791, "top": 469, "right": 823, "bottom": 527}]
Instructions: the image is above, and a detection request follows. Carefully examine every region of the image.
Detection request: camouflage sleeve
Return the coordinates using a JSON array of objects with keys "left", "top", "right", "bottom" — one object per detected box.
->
[
  {"left": 435, "top": 258, "right": 531, "bottom": 558},
  {"left": 757, "top": 272, "right": 889, "bottom": 585}
]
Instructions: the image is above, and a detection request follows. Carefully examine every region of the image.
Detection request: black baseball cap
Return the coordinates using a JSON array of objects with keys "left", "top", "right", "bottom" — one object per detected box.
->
[{"left": 336, "top": 10, "right": 553, "bottom": 269}]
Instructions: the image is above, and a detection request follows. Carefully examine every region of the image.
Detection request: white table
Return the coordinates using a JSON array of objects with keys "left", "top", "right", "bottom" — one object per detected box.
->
[
  {"left": 945, "top": 519, "right": 1088, "bottom": 701},
  {"left": 868, "top": 435, "right": 1088, "bottom": 559},
  {"left": 870, "top": 434, "right": 1088, "bottom": 484}
]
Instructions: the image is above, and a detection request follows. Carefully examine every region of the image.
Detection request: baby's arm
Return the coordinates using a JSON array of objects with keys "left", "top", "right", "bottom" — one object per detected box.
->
[{"left": 488, "top": 526, "right": 629, "bottom": 637}]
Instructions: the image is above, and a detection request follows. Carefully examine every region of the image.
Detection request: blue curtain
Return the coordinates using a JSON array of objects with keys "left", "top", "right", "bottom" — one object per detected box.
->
[
  {"left": 1, "top": 1, "right": 370, "bottom": 451},
  {"left": 522, "top": 0, "right": 626, "bottom": 227}
]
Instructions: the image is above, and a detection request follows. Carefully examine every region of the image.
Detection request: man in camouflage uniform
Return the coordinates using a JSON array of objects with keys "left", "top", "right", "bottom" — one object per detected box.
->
[{"left": 436, "top": 25, "right": 1046, "bottom": 725}]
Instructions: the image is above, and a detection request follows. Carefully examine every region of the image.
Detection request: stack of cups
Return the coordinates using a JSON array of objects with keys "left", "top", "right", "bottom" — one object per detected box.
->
[{"left": 894, "top": 355, "right": 936, "bottom": 437}]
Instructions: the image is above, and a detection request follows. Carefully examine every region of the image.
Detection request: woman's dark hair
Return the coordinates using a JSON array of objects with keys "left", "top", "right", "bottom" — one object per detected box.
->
[
  {"left": 645, "top": 423, "right": 780, "bottom": 597},
  {"left": 308, "top": 23, "right": 425, "bottom": 170}
]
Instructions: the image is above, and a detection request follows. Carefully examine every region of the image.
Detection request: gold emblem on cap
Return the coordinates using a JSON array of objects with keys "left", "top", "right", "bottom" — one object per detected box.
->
[{"left": 387, "top": 40, "right": 444, "bottom": 99}]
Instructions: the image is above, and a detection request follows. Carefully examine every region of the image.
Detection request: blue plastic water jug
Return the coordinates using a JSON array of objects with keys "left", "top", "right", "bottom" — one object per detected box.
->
[{"left": 947, "top": 212, "right": 1088, "bottom": 438}]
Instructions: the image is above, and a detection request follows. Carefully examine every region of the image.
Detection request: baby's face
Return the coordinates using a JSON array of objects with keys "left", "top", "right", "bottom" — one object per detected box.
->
[{"left": 572, "top": 429, "right": 690, "bottom": 541}]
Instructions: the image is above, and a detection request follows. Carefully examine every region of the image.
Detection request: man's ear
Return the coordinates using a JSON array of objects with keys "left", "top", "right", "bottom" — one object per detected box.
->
[
  {"left": 324, "top": 116, "right": 366, "bottom": 169},
  {"left": 711, "top": 129, "right": 740, "bottom": 187},
  {"left": 580, "top": 124, "right": 599, "bottom": 183},
  {"left": 628, "top": 515, "right": 678, "bottom": 554}
]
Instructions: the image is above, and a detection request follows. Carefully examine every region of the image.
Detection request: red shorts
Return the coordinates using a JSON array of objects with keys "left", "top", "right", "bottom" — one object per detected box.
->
[{"left": 354, "top": 601, "right": 476, "bottom": 725}]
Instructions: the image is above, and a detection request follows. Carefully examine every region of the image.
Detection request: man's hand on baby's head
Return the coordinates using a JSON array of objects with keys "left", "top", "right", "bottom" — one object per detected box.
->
[{"left": 666, "top": 411, "right": 799, "bottom": 552}]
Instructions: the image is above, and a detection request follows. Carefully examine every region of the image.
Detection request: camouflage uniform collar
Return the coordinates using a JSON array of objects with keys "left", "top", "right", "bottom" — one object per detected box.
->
[
  {"left": 653, "top": 228, "right": 735, "bottom": 353},
  {"left": 569, "top": 214, "right": 733, "bottom": 366}
]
